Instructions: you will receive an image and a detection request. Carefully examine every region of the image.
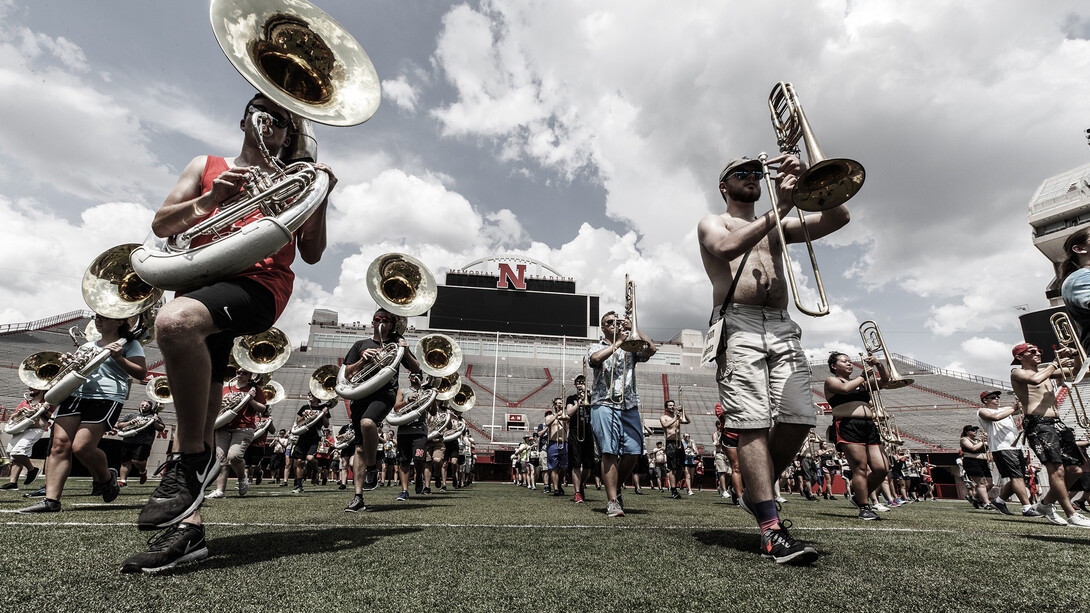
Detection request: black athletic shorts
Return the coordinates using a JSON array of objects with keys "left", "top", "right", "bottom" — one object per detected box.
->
[
  {"left": 119, "top": 442, "right": 152, "bottom": 463},
  {"left": 444, "top": 439, "right": 458, "bottom": 460},
  {"left": 992, "top": 448, "right": 1027, "bottom": 480},
  {"left": 316, "top": 456, "right": 332, "bottom": 469},
  {"left": 291, "top": 437, "right": 320, "bottom": 460},
  {"left": 349, "top": 390, "right": 397, "bottom": 442},
  {"left": 665, "top": 441, "right": 685, "bottom": 470},
  {"left": 269, "top": 453, "right": 286, "bottom": 470},
  {"left": 720, "top": 428, "right": 739, "bottom": 449},
  {"left": 244, "top": 444, "right": 265, "bottom": 466},
  {"left": 55, "top": 396, "right": 122, "bottom": 428},
  {"left": 962, "top": 457, "right": 991, "bottom": 479},
  {"left": 834, "top": 417, "right": 881, "bottom": 447},
  {"left": 567, "top": 433, "right": 596, "bottom": 470},
  {"left": 183, "top": 278, "right": 276, "bottom": 382},
  {"left": 636, "top": 452, "right": 650, "bottom": 474},
  {"left": 397, "top": 432, "right": 426, "bottom": 465},
  {"left": 1025, "top": 416, "right": 1084, "bottom": 467}
]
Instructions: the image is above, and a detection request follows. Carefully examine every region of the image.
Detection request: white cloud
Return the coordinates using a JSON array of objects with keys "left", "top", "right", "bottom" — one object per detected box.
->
[{"left": 382, "top": 75, "right": 421, "bottom": 113}]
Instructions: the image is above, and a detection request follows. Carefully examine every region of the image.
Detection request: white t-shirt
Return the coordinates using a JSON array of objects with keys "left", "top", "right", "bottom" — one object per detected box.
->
[{"left": 978, "top": 412, "right": 1020, "bottom": 451}]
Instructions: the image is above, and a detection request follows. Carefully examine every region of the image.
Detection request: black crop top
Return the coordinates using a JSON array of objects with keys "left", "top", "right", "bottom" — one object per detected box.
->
[{"left": 828, "top": 383, "right": 870, "bottom": 408}]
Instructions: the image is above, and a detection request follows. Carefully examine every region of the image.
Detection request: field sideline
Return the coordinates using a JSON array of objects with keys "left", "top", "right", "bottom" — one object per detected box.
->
[{"left": 1, "top": 479, "right": 1086, "bottom": 612}]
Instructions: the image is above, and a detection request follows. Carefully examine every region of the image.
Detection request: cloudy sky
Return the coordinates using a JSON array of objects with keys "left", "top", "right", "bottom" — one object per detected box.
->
[{"left": 2, "top": 0, "right": 1089, "bottom": 382}]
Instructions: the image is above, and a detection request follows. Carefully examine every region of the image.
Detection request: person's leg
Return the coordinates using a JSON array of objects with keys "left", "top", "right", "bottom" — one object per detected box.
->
[
  {"left": 70, "top": 422, "right": 112, "bottom": 484},
  {"left": 154, "top": 298, "right": 220, "bottom": 455},
  {"left": 44, "top": 416, "right": 81, "bottom": 501}
]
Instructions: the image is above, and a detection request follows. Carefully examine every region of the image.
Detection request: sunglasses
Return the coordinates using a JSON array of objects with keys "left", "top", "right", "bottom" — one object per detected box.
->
[
  {"left": 603, "top": 319, "right": 618, "bottom": 326},
  {"left": 730, "top": 170, "right": 763, "bottom": 180},
  {"left": 247, "top": 104, "right": 289, "bottom": 129}
]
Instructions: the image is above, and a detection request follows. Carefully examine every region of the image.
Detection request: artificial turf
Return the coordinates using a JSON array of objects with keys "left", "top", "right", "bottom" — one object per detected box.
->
[{"left": 1, "top": 480, "right": 1086, "bottom": 612}]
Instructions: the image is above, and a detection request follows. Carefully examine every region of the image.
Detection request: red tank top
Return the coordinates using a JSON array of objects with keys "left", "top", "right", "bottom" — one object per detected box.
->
[
  {"left": 222, "top": 381, "right": 267, "bottom": 429},
  {"left": 194, "top": 156, "right": 295, "bottom": 318}
]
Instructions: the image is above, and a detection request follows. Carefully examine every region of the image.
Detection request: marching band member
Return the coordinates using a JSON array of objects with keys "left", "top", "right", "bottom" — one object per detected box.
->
[
  {"left": 316, "top": 427, "right": 335, "bottom": 485},
  {"left": 1060, "top": 227, "right": 1090, "bottom": 350},
  {"left": 682, "top": 433, "right": 698, "bottom": 496},
  {"left": 124, "top": 93, "right": 336, "bottom": 573},
  {"left": 117, "top": 400, "right": 166, "bottom": 487},
  {"left": 698, "top": 154, "right": 848, "bottom": 564},
  {"left": 270, "top": 429, "right": 289, "bottom": 486},
  {"left": 976, "top": 391, "right": 1038, "bottom": 516},
  {"left": 291, "top": 393, "right": 331, "bottom": 494},
  {"left": 208, "top": 369, "right": 265, "bottom": 499},
  {"left": 382, "top": 429, "right": 397, "bottom": 487},
  {"left": 341, "top": 308, "right": 422, "bottom": 507},
  {"left": 588, "top": 309, "right": 656, "bottom": 517},
  {"left": 392, "top": 372, "right": 428, "bottom": 502},
  {"left": 246, "top": 409, "right": 273, "bottom": 485},
  {"left": 19, "top": 314, "right": 147, "bottom": 514},
  {"left": 1010, "top": 342, "right": 1090, "bottom": 527},
  {"left": 336, "top": 422, "right": 356, "bottom": 490},
  {"left": 660, "top": 399, "right": 690, "bottom": 499},
  {"left": 959, "top": 425, "right": 995, "bottom": 510},
  {"left": 826, "top": 352, "right": 890, "bottom": 521},
  {"left": 422, "top": 401, "right": 450, "bottom": 496},
  {"left": 544, "top": 401, "right": 570, "bottom": 497},
  {"left": 2, "top": 389, "right": 49, "bottom": 491}
]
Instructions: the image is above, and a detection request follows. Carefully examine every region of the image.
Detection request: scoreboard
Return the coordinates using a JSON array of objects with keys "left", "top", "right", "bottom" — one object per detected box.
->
[{"left": 428, "top": 285, "right": 598, "bottom": 338}]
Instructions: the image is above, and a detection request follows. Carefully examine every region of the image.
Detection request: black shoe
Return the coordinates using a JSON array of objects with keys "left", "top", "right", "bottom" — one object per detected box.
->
[
  {"left": 100, "top": 468, "right": 120, "bottom": 503},
  {"left": 0, "top": 482, "right": 17, "bottom": 491},
  {"left": 440, "top": 486, "right": 448, "bottom": 493},
  {"left": 344, "top": 495, "right": 366, "bottom": 513},
  {"left": 16, "top": 498, "right": 61, "bottom": 514},
  {"left": 760, "top": 526, "right": 819, "bottom": 565},
  {"left": 120, "top": 524, "right": 208, "bottom": 574},
  {"left": 543, "top": 486, "right": 552, "bottom": 494},
  {"left": 338, "top": 483, "right": 347, "bottom": 491},
  {"left": 422, "top": 487, "right": 431, "bottom": 495},
  {"left": 279, "top": 481, "right": 288, "bottom": 487},
  {"left": 396, "top": 490, "right": 409, "bottom": 502},
  {"left": 415, "top": 480, "right": 424, "bottom": 495},
  {"left": 992, "top": 499, "right": 1013, "bottom": 515},
  {"left": 24, "top": 485, "right": 46, "bottom": 498},
  {"left": 137, "top": 446, "right": 219, "bottom": 531},
  {"left": 671, "top": 488, "right": 682, "bottom": 499},
  {"left": 24, "top": 467, "right": 40, "bottom": 485},
  {"left": 859, "top": 505, "right": 880, "bottom": 521}
]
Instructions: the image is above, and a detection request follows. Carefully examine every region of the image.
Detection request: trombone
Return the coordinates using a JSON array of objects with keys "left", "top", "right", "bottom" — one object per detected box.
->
[
  {"left": 1050, "top": 312, "right": 1090, "bottom": 429},
  {"left": 758, "top": 82, "right": 866, "bottom": 317},
  {"left": 859, "top": 321, "right": 914, "bottom": 389},
  {"left": 858, "top": 352, "right": 904, "bottom": 446}
]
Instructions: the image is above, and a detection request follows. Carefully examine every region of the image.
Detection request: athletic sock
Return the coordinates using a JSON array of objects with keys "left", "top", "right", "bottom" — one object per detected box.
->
[
  {"left": 996, "top": 497, "right": 1006, "bottom": 504},
  {"left": 754, "top": 499, "right": 780, "bottom": 532}
]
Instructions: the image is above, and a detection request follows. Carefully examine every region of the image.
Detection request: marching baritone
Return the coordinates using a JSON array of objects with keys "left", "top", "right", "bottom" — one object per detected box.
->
[
  {"left": 19, "top": 314, "right": 147, "bottom": 514},
  {"left": 1010, "top": 343, "right": 1090, "bottom": 527},
  {"left": 117, "top": 400, "right": 166, "bottom": 487},
  {"left": 976, "top": 391, "right": 1037, "bottom": 516},
  {"left": 124, "top": 93, "right": 337, "bottom": 574},
  {"left": 392, "top": 372, "right": 429, "bottom": 503},
  {"left": 342, "top": 308, "right": 422, "bottom": 505},
  {"left": 208, "top": 369, "right": 266, "bottom": 499},
  {"left": 588, "top": 309, "right": 657, "bottom": 518},
  {"left": 292, "top": 393, "right": 331, "bottom": 494},
  {"left": 698, "top": 154, "right": 849, "bottom": 564},
  {"left": 2, "top": 389, "right": 50, "bottom": 491}
]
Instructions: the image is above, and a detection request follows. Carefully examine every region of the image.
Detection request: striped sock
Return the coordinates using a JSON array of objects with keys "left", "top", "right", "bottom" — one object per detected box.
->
[{"left": 754, "top": 499, "right": 780, "bottom": 532}]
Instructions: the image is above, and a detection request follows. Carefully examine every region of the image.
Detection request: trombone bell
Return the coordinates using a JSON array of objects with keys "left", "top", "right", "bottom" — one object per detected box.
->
[{"left": 858, "top": 320, "right": 914, "bottom": 389}]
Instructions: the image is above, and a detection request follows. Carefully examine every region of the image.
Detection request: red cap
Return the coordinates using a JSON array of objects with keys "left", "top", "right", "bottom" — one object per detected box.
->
[
  {"left": 1010, "top": 343, "right": 1038, "bottom": 365},
  {"left": 979, "top": 390, "right": 1001, "bottom": 402}
]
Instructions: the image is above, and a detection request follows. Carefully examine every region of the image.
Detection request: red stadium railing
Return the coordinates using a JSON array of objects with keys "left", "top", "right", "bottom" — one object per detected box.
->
[{"left": 0, "top": 309, "right": 94, "bottom": 336}]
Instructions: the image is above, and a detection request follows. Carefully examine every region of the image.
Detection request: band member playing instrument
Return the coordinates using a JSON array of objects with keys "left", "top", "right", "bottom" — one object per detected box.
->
[
  {"left": 660, "top": 399, "right": 690, "bottom": 499},
  {"left": 588, "top": 310, "right": 657, "bottom": 518},
  {"left": 19, "top": 314, "right": 146, "bottom": 515},
  {"left": 382, "top": 429, "right": 397, "bottom": 487},
  {"left": 315, "top": 428, "right": 334, "bottom": 485},
  {"left": 292, "top": 393, "right": 331, "bottom": 494},
  {"left": 124, "top": 93, "right": 336, "bottom": 573},
  {"left": 422, "top": 401, "right": 450, "bottom": 496},
  {"left": 977, "top": 391, "right": 1038, "bottom": 516},
  {"left": 1060, "top": 227, "right": 1090, "bottom": 351},
  {"left": 544, "top": 402, "right": 570, "bottom": 497},
  {"left": 393, "top": 373, "right": 428, "bottom": 502},
  {"left": 959, "top": 424, "right": 997, "bottom": 510},
  {"left": 342, "top": 309, "right": 422, "bottom": 501},
  {"left": 817, "top": 441, "right": 838, "bottom": 500},
  {"left": 2, "top": 389, "right": 49, "bottom": 491},
  {"left": 117, "top": 400, "right": 166, "bottom": 487},
  {"left": 699, "top": 155, "right": 846, "bottom": 562},
  {"left": 337, "top": 422, "right": 357, "bottom": 490},
  {"left": 246, "top": 409, "right": 273, "bottom": 485},
  {"left": 826, "top": 352, "right": 890, "bottom": 521},
  {"left": 564, "top": 374, "right": 596, "bottom": 503},
  {"left": 270, "top": 429, "right": 289, "bottom": 485},
  {"left": 1010, "top": 342, "right": 1090, "bottom": 527},
  {"left": 208, "top": 369, "right": 265, "bottom": 499}
]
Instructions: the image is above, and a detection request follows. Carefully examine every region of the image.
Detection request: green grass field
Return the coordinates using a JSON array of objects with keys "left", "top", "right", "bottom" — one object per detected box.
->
[{"left": 1, "top": 479, "right": 1087, "bottom": 612}]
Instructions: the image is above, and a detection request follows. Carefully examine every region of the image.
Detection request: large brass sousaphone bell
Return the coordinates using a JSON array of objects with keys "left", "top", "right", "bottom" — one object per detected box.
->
[
  {"left": 366, "top": 253, "right": 438, "bottom": 317},
  {"left": 83, "top": 244, "right": 163, "bottom": 320},
  {"left": 309, "top": 364, "right": 340, "bottom": 401},
  {"left": 18, "top": 352, "right": 64, "bottom": 390},
  {"left": 232, "top": 327, "right": 292, "bottom": 374},
  {"left": 415, "top": 333, "right": 463, "bottom": 378}
]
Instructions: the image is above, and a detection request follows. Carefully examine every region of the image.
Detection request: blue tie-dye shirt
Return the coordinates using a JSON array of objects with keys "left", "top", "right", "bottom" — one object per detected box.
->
[{"left": 588, "top": 340, "right": 642, "bottom": 410}]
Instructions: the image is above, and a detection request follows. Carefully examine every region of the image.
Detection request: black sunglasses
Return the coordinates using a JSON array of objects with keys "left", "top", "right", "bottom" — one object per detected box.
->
[
  {"left": 730, "top": 170, "right": 763, "bottom": 180},
  {"left": 247, "top": 104, "right": 289, "bottom": 129}
]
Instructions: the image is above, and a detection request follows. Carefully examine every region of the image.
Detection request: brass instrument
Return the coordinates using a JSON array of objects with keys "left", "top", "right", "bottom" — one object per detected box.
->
[
  {"left": 292, "top": 408, "right": 327, "bottom": 436},
  {"left": 859, "top": 352, "right": 904, "bottom": 446},
  {"left": 232, "top": 327, "right": 291, "bottom": 374},
  {"left": 366, "top": 253, "right": 437, "bottom": 317},
  {"left": 214, "top": 389, "right": 251, "bottom": 430},
  {"left": 145, "top": 375, "right": 174, "bottom": 404},
  {"left": 130, "top": 0, "right": 380, "bottom": 291},
  {"left": 432, "top": 372, "right": 461, "bottom": 401},
  {"left": 1050, "top": 312, "right": 1090, "bottom": 428},
  {"left": 618, "top": 274, "right": 650, "bottom": 353},
  {"left": 335, "top": 332, "right": 404, "bottom": 400},
  {"left": 858, "top": 320, "right": 914, "bottom": 389},
  {"left": 449, "top": 384, "right": 475, "bottom": 414},
  {"left": 757, "top": 82, "right": 865, "bottom": 317},
  {"left": 333, "top": 429, "right": 356, "bottom": 450},
  {"left": 426, "top": 409, "right": 452, "bottom": 441},
  {"left": 254, "top": 416, "right": 274, "bottom": 439},
  {"left": 576, "top": 358, "right": 589, "bottom": 443},
  {"left": 262, "top": 380, "right": 286, "bottom": 406},
  {"left": 3, "top": 394, "right": 52, "bottom": 435},
  {"left": 675, "top": 385, "right": 691, "bottom": 424},
  {"left": 415, "top": 333, "right": 463, "bottom": 378},
  {"left": 386, "top": 388, "right": 438, "bottom": 426},
  {"left": 443, "top": 416, "right": 467, "bottom": 443},
  {"left": 309, "top": 364, "right": 340, "bottom": 401},
  {"left": 118, "top": 402, "right": 161, "bottom": 439},
  {"left": 18, "top": 351, "right": 64, "bottom": 391}
]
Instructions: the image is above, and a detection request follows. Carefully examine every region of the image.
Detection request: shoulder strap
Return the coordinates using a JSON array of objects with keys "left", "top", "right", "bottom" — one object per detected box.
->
[{"left": 717, "top": 249, "right": 752, "bottom": 319}]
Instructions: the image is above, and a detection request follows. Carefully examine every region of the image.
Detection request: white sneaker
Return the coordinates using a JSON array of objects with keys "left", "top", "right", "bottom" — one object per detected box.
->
[
  {"left": 206, "top": 489, "right": 225, "bottom": 499},
  {"left": 1067, "top": 512, "right": 1090, "bottom": 528},
  {"left": 1039, "top": 503, "right": 1068, "bottom": 526},
  {"left": 238, "top": 478, "right": 250, "bottom": 497},
  {"left": 774, "top": 495, "right": 787, "bottom": 503},
  {"left": 873, "top": 503, "right": 891, "bottom": 512},
  {"left": 721, "top": 491, "right": 730, "bottom": 499}
]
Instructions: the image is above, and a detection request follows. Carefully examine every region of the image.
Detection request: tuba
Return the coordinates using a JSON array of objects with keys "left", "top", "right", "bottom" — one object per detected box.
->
[
  {"left": 443, "top": 418, "right": 467, "bottom": 443},
  {"left": 145, "top": 375, "right": 174, "bottom": 404},
  {"left": 334, "top": 327, "right": 404, "bottom": 400},
  {"left": 232, "top": 327, "right": 291, "bottom": 374},
  {"left": 262, "top": 380, "right": 286, "bottom": 406},
  {"left": 366, "top": 253, "right": 437, "bottom": 317},
  {"left": 118, "top": 406, "right": 160, "bottom": 439},
  {"left": 618, "top": 274, "right": 650, "bottom": 353},
  {"left": 858, "top": 321, "right": 914, "bottom": 389},
  {"left": 3, "top": 393, "right": 52, "bottom": 435},
  {"left": 130, "top": 0, "right": 380, "bottom": 291},
  {"left": 386, "top": 388, "right": 438, "bottom": 426},
  {"left": 758, "top": 82, "right": 865, "bottom": 317},
  {"left": 215, "top": 386, "right": 252, "bottom": 430},
  {"left": 254, "top": 416, "right": 275, "bottom": 439},
  {"left": 309, "top": 364, "right": 340, "bottom": 400},
  {"left": 449, "top": 384, "right": 475, "bottom": 414},
  {"left": 432, "top": 372, "right": 461, "bottom": 401},
  {"left": 415, "top": 333, "right": 463, "bottom": 378},
  {"left": 333, "top": 429, "right": 356, "bottom": 450},
  {"left": 426, "top": 409, "right": 452, "bottom": 441},
  {"left": 292, "top": 407, "right": 328, "bottom": 436}
]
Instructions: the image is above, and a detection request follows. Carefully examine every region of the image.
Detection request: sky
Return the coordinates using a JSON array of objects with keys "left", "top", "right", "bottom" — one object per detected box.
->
[{"left": 2, "top": 0, "right": 1090, "bottom": 383}]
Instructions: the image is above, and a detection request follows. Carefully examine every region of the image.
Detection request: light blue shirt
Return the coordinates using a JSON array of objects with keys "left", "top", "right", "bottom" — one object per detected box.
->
[
  {"left": 75, "top": 340, "right": 144, "bottom": 402},
  {"left": 1062, "top": 268, "right": 1090, "bottom": 350},
  {"left": 588, "top": 340, "right": 641, "bottom": 411}
]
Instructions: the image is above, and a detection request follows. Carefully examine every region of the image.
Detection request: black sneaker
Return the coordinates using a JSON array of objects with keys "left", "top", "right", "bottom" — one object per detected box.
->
[
  {"left": 543, "top": 486, "right": 552, "bottom": 494},
  {"left": 396, "top": 490, "right": 409, "bottom": 502},
  {"left": 760, "top": 526, "right": 819, "bottom": 565},
  {"left": 0, "top": 482, "right": 17, "bottom": 491},
  {"left": 24, "top": 467, "right": 40, "bottom": 485},
  {"left": 553, "top": 487, "right": 565, "bottom": 497},
  {"left": 344, "top": 495, "right": 366, "bottom": 513},
  {"left": 859, "top": 505, "right": 880, "bottom": 521},
  {"left": 671, "top": 489, "right": 682, "bottom": 499},
  {"left": 16, "top": 498, "right": 61, "bottom": 513},
  {"left": 137, "top": 446, "right": 219, "bottom": 531},
  {"left": 338, "top": 483, "right": 347, "bottom": 491},
  {"left": 422, "top": 487, "right": 431, "bottom": 495},
  {"left": 415, "top": 480, "right": 424, "bottom": 495},
  {"left": 100, "top": 468, "right": 120, "bottom": 503},
  {"left": 120, "top": 524, "right": 208, "bottom": 574},
  {"left": 992, "top": 499, "right": 1013, "bottom": 515},
  {"left": 24, "top": 485, "right": 46, "bottom": 498}
]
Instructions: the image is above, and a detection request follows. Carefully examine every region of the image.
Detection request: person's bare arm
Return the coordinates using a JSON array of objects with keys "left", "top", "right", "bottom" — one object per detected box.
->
[{"left": 152, "top": 156, "right": 252, "bottom": 237}]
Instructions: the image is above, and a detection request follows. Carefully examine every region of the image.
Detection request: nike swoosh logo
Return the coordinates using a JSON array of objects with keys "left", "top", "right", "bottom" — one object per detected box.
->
[
  {"left": 195, "top": 459, "right": 214, "bottom": 483},
  {"left": 222, "top": 306, "right": 232, "bottom": 321},
  {"left": 183, "top": 541, "right": 202, "bottom": 554}
]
